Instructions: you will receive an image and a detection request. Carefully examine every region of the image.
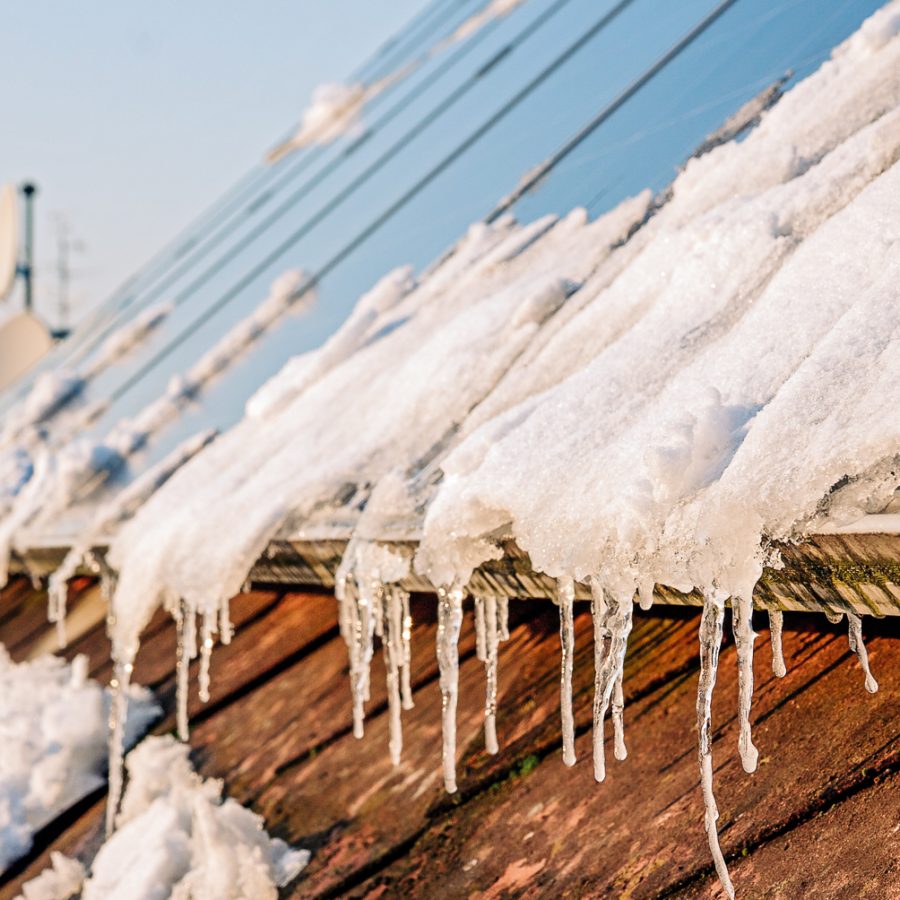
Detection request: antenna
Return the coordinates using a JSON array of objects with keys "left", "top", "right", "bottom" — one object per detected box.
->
[{"left": 19, "top": 182, "right": 37, "bottom": 313}]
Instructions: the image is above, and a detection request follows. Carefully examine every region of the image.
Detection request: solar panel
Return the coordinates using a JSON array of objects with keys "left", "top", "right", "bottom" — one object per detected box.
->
[{"left": 7, "top": 0, "right": 886, "bottom": 546}]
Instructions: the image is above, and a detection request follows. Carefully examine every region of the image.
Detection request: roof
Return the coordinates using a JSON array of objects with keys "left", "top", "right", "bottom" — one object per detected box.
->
[{"left": 0, "top": 578, "right": 896, "bottom": 897}]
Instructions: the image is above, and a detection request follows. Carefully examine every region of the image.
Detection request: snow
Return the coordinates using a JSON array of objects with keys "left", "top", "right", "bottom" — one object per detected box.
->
[
  {"left": 0, "top": 301, "right": 171, "bottom": 455},
  {"left": 14, "top": 852, "right": 84, "bottom": 900},
  {"left": 448, "top": 0, "right": 527, "bottom": 45},
  {"left": 267, "top": 82, "right": 369, "bottom": 161},
  {"left": 79, "top": 735, "right": 308, "bottom": 899},
  {"left": 0, "top": 648, "right": 158, "bottom": 873}
]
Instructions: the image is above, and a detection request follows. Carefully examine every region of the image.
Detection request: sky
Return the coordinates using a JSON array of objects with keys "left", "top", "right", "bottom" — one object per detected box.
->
[{"left": 0, "top": 0, "right": 424, "bottom": 330}]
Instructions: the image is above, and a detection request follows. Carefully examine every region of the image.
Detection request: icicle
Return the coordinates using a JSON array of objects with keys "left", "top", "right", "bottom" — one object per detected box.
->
[
  {"left": 382, "top": 586, "right": 404, "bottom": 765},
  {"left": 105, "top": 658, "right": 132, "bottom": 837},
  {"left": 474, "top": 595, "right": 487, "bottom": 662},
  {"left": 768, "top": 608, "right": 787, "bottom": 678},
  {"left": 731, "top": 594, "right": 758, "bottom": 773},
  {"left": 175, "top": 606, "right": 191, "bottom": 741},
  {"left": 483, "top": 595, "right": 500, "bottom": 755},
  {"left": 337, "top": 569, "right": 381, "bottom": 740},
  {"left": 590, "top": 581, "right": 609, "bottom": 779},
  {"left": 590, "top": 583, "right": 633, "bottom": 782},
  {"left": 436, "top": 584, "right": 464, "bottom": 793},
  {"left": 557, "top": 577, "right": 576, "bottom": 767},
  {"left": 399, "top": 588, "right": 414, "bottom": 710},
  {"left": 219, "top": 598, "right": 233, "bottom": 645},
  {"left": 198, "top": 611, "right": 215, "bottom": 704},
  {"left": 497, "top": 596, "right": 510, "bottom": 641},
  {"left": 612, "top": 670, "right": 627, "bottom": 762},
  {"left": 846, "top": 611, "right": 878, "bottom": 693},
  {"left": 48, "top": 577, "right": 68, "bottom": 649},
  {"left": 697, "top": 591, "right": 735, "bottom": 900}
]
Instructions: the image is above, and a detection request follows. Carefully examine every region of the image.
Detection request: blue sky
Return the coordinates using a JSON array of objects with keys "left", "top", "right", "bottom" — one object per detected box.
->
[{"left": 0, "top": 1, "right": 423, "bottom": 327}]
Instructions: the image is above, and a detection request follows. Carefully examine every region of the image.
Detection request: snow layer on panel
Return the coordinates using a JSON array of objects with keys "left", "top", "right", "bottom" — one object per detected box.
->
[
  {"left": 0, "top": 649, "right": 158, "bottom": 872},
  {"left": 0, "top": 273, "right": 310, "bottom": 589},
  {"left": 107, "top": 213, "right": 596, "bottom": 660},
  {"left": 417, "top": 13, "right": 900, "bottom": 591},
  {"left": 0, "top": 302, "right": 172, "bottom": 455},
  {"left": 80, "top": 735, "right": 307, "bottom": 900}
]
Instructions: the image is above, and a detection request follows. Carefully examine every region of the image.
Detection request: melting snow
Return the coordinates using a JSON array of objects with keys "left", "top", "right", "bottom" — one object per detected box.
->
[
  {"left": 0, "top": 648, "right": 158, "bottom": 873},
  {"left": 20, "top": 736, "right": 308, "bottom": 900}
]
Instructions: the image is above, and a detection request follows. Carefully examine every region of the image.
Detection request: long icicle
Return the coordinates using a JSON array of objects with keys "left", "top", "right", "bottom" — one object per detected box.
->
[
  {"left": 846, "top": 611, "right": 879, "bottom": 693},
  {"left": 437, "top": 584, "right": 464, "bottom": 793},
  {"left": 768, "top": 608, "right": 787, "bottom": 677},
  {"left": 697, "top": 591, "right": 735, "bottom": 900},
  {"left": 612, "top": 670, "right": 627, "bottom": 762},
  {"left": 474, "top": 595, "right": 487, "bottom": 662},
  {"left": 557, "top": 577, "right": 577, "bottom": 767},
  {"left": 198, "top": 611, "right": 215, "bottom": 703},
  {"left": 497, "top": 596, "right": 510, "bottom": 641},
  {"left": 175, "top": 604, "right": 192, "bottom": 741},
  {"left": 731, "top": 594, "right": 759, "bottom": 773},
  {"left": 483, "top": 595, "right": 500, "bottom": 755},
  {"left": 399, "top": 588, "right": 414, "bottom": 710},
  {"left": 591, "top": 580, "right": 610, "bottom": 780},
  {"left": 383, "top": 585, "right": 404, "bottom": 765},
  {"left": 105, "top": 658, "right": 131, "bottom": 837},
  {"left": 590, "top": 584, "right": 633, "bottom": 782}
]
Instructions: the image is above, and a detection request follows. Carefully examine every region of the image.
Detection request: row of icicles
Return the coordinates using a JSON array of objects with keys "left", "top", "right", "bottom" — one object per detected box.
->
[{"left": 87, "top": 563, "right": 879, "bottom": 898}]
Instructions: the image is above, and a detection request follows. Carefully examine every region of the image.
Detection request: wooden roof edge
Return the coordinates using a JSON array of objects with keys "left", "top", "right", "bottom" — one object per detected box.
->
[{"left": 13, "top": 521, "right": 900, "bottom": 618}]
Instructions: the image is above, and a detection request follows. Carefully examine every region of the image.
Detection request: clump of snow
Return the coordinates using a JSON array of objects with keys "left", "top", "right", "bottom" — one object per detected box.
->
[
  {"left": 448, "top": 0, "right": 526, "bottom": 45},
  {"left": 267, "top": 82, "right": 368, "bottom": 161},
  {"left": 82, "top": 735, "right": 307, "bottom": 899},
  {"left": 0, "top": 648, "right": 158, "bottom": 872},
  {"left": 83, "top": 302, "right": 172, "bottom": 381},
  {"left": 0, "top": 301, "right": 172, "bottom": 456},
  {"left": 15, "top": 852, "right": 84, "bottom": 900},
  {"left": 0, "top": 372, "right": 85, "bottom": 451}
]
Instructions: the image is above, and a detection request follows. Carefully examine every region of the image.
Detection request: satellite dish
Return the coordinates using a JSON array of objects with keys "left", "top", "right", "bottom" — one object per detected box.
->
[
  {"left": 0, "top": 311, "right": 52, "bottom": 391},
  {"left": 0, "top": 184, "right": 18, "bottom": 302}
]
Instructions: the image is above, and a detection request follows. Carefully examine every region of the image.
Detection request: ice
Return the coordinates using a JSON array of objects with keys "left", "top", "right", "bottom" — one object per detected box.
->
[
  {"left": 768, "top": 609, "right": 787, "bottom": 678},
  {"left": 85, "top": 735, "right": 308, "bottom": 899},
  {"left": 731, "top": 595, "right": 758, "bottom": 773},
  {"left": 556, "top": 577, "right": 576, "bottom": 767},
  {"left": 474, "top": 594, "right": 507, "bottom": 754},
  {"left": 846, "top": 611, "right": 879, "bottom": 693},
  {"left": 0, "top": 647, "right": 158, "bottom": 872},
  {"left": 436, "top": 585, "right": 464, "bottom": 793},
  {"left": 589, "top": 583, "right": 633, "bottom": 783},
  {"left": 697, "top": 592, "right": 734, "bottom": 900},
  {"left": 15, "top": 852, "right": 84, "bottom": 900}
]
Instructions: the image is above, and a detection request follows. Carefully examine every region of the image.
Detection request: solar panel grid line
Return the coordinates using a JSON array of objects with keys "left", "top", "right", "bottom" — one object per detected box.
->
[
  {"left": 486, "top": 0, "right": 742, "bottom": 221},
  {"left": 105, "top": 0, "right": 638, "bottom": 406}
]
